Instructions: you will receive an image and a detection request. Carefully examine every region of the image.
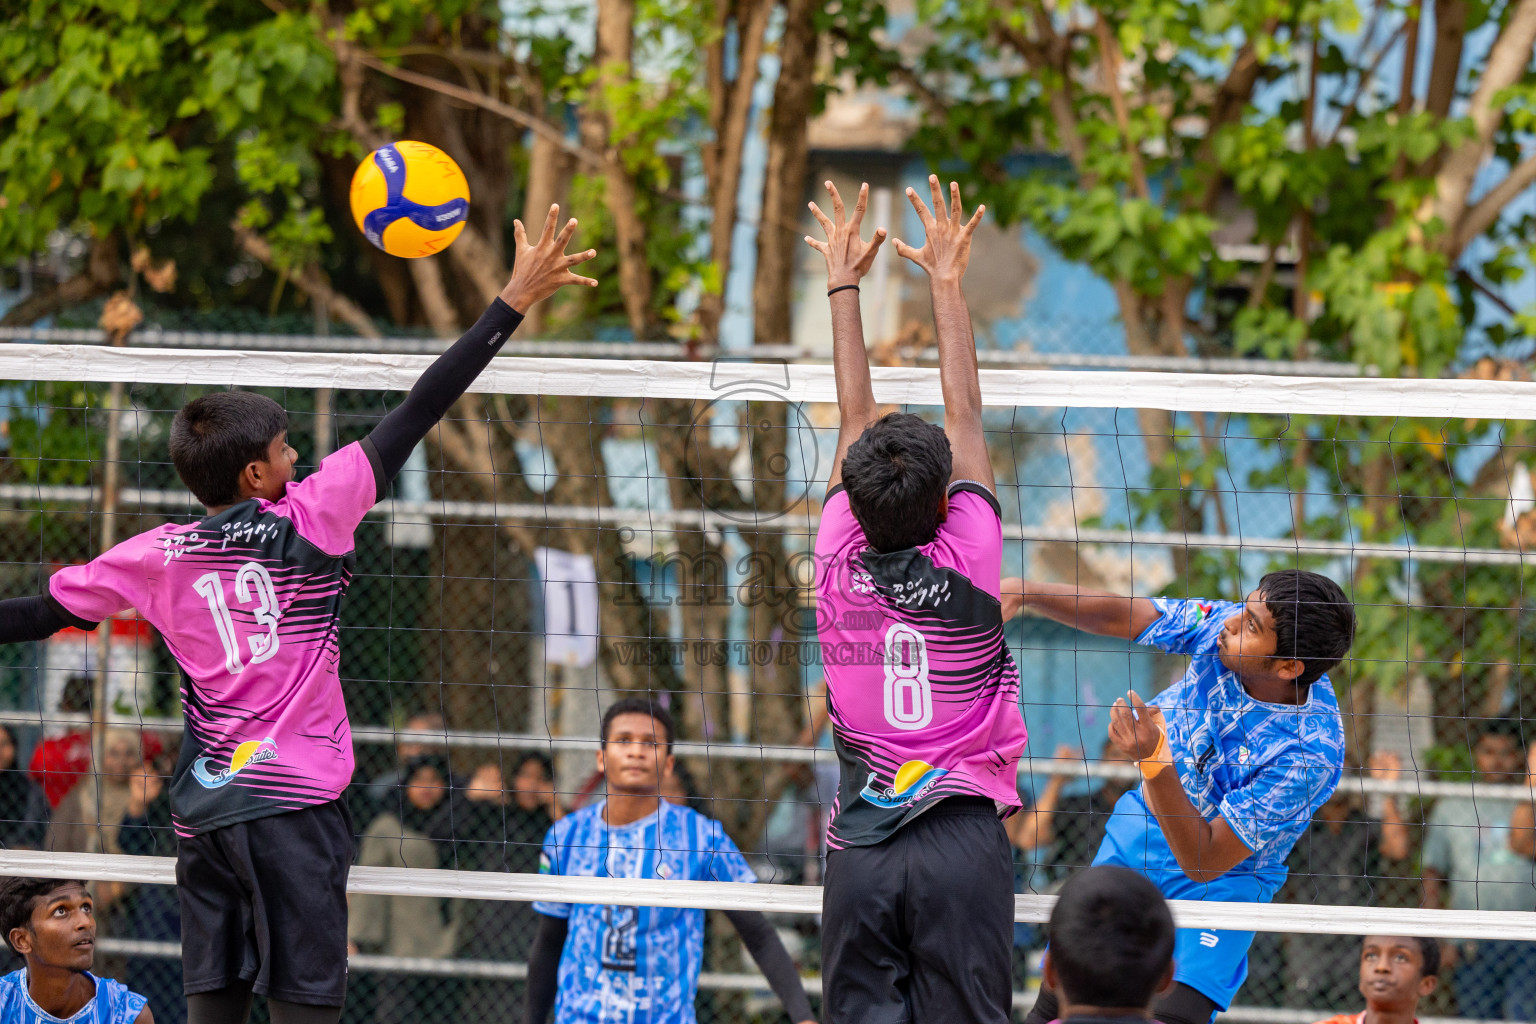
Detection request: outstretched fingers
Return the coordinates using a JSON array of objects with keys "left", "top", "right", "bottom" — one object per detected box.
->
[
  {"left": 808, "top": 201, "right": 835, "bottom": 237},
  {"left": 553, "top": 216, "right": 580, "bottom": 252},
  {"left": 539, "top": 204, "right": 561, "bottom": 245},
  {"left": 826, "top": 181, "right": 846, "bottom": 224},
  {"left": 851, "top": 183, "right": 870, "bottom": 232},
  {"left": 564, "top": 246, "right": 598, "bottom": 267},
  {"left": 963, "top": 202, "right": 987, "bottom": 236},
  {"left": 928, "top": 175, "right": 947, "bottom": 222},
  {"left": 513, "top": 219, "right": 529, "bottom": 251},
  {"left": 904, "top": 185, "right": 936, "bottom": 230}
]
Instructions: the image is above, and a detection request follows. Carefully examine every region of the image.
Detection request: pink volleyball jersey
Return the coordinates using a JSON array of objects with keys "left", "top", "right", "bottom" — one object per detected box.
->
[
  {"left": 814, "top": 480, "right": 1026, "bottom": 849},
  {"left": 48, "top": 442, "right": 381, "bottom": 837}
]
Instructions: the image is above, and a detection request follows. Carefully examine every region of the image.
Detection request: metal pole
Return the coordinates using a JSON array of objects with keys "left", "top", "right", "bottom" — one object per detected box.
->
[{"left": 313, "top": 295, "right": 333, "bottom": 460}]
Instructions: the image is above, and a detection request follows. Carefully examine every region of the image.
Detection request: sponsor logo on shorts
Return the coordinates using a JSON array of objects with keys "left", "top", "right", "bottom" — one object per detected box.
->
[
  {"left": 191, "top": 738, "right": 278, "bottom": 789},
  {"left": 859, "top": 759, "right": 947, "bottom": 808},
  {"left": 1199, "top": 932, "right": 1220, "bottom": 948},
  {"left": 538, "top": 852, "right": 552, "bottom": 874}
]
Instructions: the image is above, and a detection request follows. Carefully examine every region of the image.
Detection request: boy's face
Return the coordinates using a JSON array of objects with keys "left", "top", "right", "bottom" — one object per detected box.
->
[
  {"left": 246, "top": 432, "right": 298, "bottom": 503},
  {"left": 1475, "top": 733, "right": 1523, "bottom": 780},
  {"left": 598, "top": 713, "right": 674, "bottom": 796},
  {"left": 1217, "top": 591, "right": 1279, "bottom": 675},
  {"left": 1359, "top": 936, "right": 1435, "bottom": 1008},
  {"left": 9, "top": 884, "right": 94, "bottom": 972}
]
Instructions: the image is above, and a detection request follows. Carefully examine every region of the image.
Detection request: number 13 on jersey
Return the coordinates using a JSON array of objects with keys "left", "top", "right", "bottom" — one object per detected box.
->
[{"left": 193, "top": 562, "right": 282, "bottom": 674}]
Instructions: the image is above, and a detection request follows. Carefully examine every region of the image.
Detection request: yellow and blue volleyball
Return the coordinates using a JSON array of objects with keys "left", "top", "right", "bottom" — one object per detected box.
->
[{"left": 349, "top": 141, "right": 470, "bottom": 258}]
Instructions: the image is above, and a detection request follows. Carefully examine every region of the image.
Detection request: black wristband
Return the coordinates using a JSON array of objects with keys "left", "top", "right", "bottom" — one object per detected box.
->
[{"left": 827, "top": 284, "right": 860, "bottom": 297}]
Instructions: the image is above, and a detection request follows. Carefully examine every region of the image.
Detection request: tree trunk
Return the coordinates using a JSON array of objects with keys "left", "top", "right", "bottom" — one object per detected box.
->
[
  {"left": 697, "top": 0, "right": 773, "bottom": 341},
  {"left": 521, "top": 129, "right": 577, "bottom": 336},
  {"left": 581, "top": 0, "right": 657, "bottom": 339}
]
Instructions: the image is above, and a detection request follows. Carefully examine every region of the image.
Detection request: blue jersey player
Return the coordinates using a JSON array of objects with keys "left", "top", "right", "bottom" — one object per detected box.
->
[
  {"left": 525, "top": 698, "right": 815, "bottom": 1024},
  {"left": 1011, "top": 570, "right": 1356, "bottom": 1024}
]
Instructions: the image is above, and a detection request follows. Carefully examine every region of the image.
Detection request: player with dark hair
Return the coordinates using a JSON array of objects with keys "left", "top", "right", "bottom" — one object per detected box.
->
[
  {"left": 805, "top": 176, "right": 1027, "bottom": 1024},
  {"left": 1313, "top": 936, "right": 1440, "bottom": 1024},
  {"left": 0, "top": 208, "right": 598, "bottom": 1024},
  {"left": 0, "top": 877, "right": 152, "bottom": 1023},
  {"left": 1044, "top": 865, "right": 1176, "bottom": 1021},
  {"left": 525, "top": 697, "right": 814, "bottom": 1024},
  {"left": 1013, "top": 569, "right": 1356, "bottom": 1024}
]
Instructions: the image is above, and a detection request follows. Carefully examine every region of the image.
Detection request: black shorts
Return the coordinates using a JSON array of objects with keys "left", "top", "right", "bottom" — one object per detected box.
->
[
  {"left": 822, "top": 796, "right": 1014, "bottom": 1024},
  {"left": 176, "top": 799, "right": 354, "bottom": 1006}
]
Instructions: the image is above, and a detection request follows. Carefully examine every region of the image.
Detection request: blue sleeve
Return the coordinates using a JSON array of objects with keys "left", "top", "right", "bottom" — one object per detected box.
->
[
  {"left": 531, "top": 821, "right": 572, "bottom": 919},
  {"left": 1217, "top": 756, "right": 1340, "bottom": 862},
  {"left": 1135, "top": 597, "right": 1240, "bottom": 657},
  {"left": 105, "top": 977, "right": 148, "bottom": 1024},
  {"left": 702, "top": 819, "right": 758, "bottom": 884}
]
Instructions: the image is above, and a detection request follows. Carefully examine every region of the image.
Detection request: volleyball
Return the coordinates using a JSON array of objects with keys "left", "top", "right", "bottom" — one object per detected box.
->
[{"left": 349, "top": 141, "right": 470, "bottom": 258}]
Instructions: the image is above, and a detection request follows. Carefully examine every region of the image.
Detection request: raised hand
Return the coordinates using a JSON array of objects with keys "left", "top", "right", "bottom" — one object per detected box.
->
[
  {"left": 805, "top": 181, "right": 888, "bottom": 290},
  {"left": 500, "top": 204, "right": 599, "bottom": 312},
  {"left": 1367, "top": 750, "right": 1404, "bottom": 784},
  {"left": 893, "top": 175, "right": 984, "bottom": 284}
]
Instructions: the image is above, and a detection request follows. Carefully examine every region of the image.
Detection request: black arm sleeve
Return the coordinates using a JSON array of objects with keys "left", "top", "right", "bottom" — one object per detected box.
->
[
  {"left": 524, "top": 913, "right": 568, "bottom": 1024},
  {"left": 725, "top": 909, "right": 814, "bottom": 1022},
  {"left": 0, "top": 594, "right": 92, "bottom": 645},
  {"left": 362, "top": 298, "right": 525, "bottom": 498}
]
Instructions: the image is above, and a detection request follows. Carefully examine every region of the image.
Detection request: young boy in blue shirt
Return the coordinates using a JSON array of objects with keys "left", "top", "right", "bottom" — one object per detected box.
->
[{"left": 0, "top": 877, "right": 152, "bottom": 1024}]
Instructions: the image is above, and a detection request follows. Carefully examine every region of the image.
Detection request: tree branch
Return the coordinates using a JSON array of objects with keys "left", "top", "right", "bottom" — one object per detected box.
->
[
  {"left": 232, "top": 223, "right": 382, "bottom": 338},
  {"left": 1452, "top": 151, "right": 1536, "bottom": 254},
  {"left": 1433, "top": 0, "right": 1536, "bottom": 242},
  {"left": 0, "top": 235, "right": 120, "bottom": 327}
]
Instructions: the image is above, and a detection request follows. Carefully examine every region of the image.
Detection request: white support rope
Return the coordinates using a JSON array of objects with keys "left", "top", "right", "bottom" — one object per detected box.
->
[
  {"left": 0, "top": 345, "right": 1520, "bottom": 418},
  {"left": 0, "top": 484, "right": 1527, "bottom": 567},
  {"left": 0, "top": 849, "right": 1528, "bottom": 939}
]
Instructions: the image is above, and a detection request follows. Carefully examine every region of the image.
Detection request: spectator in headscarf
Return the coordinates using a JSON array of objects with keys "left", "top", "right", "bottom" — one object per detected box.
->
[
  {"left": 442, "top": 753, "right": 559, "bottom": 1022},
  {"left": 349, "top": 755, "right": 456, "bottom": 1024},
  {"left": 0, "top": 724, "right": 49, "bottom": 851}
]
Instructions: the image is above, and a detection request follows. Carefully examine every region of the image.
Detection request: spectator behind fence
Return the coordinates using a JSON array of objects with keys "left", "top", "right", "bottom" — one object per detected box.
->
[
  {"left": 1312, "top": 936, "right": 1439, "bottom": 1024},
  {"left": 52, "top": 729, "right": 153, "bottom": 857},
  {"left": 1281, "top": 752, "right": 1413, "bottom": 1010},
  {"left": 117, "top": 751, "right": 182, "bottom": 1024},
  {"left": 1007, "top": 739, "right": 1133, "bottom": 888},
  {"left": 1042, "top": 865, "right": 1175, "bottom": 1023},
  {"left": 0, "top": 725, "right": 48, "bottom": 852},
  {"left": 28, "top": 676, "right": 93, "bottom": 809},
  {"left": 525, "top": 697, "right": 815, "bottom": 1024},
  {"left": 0, "top": 876, "right": 151, "bottom": 1024},
  {"left": 443, "top": 754, "right": 559, "bottom": 1023},
  {"left": 1421, "top": 718, "right": 1536, "bottom": 1020},
  {"left": 349, "top": 755, "right": 456, "bottom": 1024},
  {"left": 363, "top": 712, "right": 454, "bottom": 816}
]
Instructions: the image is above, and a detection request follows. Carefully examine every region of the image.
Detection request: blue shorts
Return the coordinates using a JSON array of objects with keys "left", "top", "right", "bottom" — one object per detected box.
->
[{"left": 1091, "top": 793, "right": 1281, "bottom": 1010}]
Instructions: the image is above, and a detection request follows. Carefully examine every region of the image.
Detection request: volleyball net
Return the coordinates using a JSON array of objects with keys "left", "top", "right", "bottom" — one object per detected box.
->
[{"left": 0, "top": 339, "right": 1534, "bottom": 1021}]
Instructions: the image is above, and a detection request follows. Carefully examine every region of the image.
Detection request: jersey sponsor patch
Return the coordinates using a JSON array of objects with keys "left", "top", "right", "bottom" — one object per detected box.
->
[{"left": 192, "top": 737, "right": 279, "bottom": 789}]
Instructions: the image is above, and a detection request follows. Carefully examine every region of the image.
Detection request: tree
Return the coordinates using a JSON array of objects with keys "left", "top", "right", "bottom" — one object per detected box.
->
[{"left": 843, "top": 0, "right": 1536, "bottom": 748}]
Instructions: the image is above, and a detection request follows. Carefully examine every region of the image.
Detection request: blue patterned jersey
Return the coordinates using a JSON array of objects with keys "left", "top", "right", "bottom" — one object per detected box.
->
[
  {"left": 533, "top": 800, "right": 758, "bottom": 1024},
  {"left": 0, "top": 969, "right": 147, "bottom": 1024},
  {"left": 1125, "top": 596, "right": 1345, "bottom": 889}
]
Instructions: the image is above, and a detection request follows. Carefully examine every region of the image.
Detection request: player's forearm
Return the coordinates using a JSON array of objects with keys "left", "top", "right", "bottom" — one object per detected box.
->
[
  {"left": 930, "top": 278, "right": 981, "bottom": 421},
  {"left": 1512, "top": 801, "right": 1536, "bottom": 859},
  {"left": 726, "top": 909, "right": 814, "bottom": 1023},
  {"left": 1007, "top": 580, "right": 1159, "bottom": 640},
  {"left": 364, "top": 298, "right": 525, "bottom": 490},
  {"left": 830, "top": 290, "right": 876, "bottom": 426},
  {"left": 1420, "top": 871, "right": 1445, "bottom": 909},
  {"left": 1141, "top": 769, "right": 1245, "bottom": 882},
  {"left": 0, "top": 593, "right": 89, "bottom": 644},
  {"left": 524, "top": 914, "right": 568, "bottom": 1024},
  {"left": 1378, "top": 797, "right": 1413, "bottom": 861}
]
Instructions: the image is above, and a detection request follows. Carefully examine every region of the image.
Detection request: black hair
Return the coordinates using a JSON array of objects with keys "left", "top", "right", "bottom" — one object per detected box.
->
[
  {"left": 839, "top": 412, "right": 953, "bottom": 552},
  {"left": 169, "top": 391, "right": 289, "bottom": 507},
  {"left": 601, "top": 696, "right": 675, "bottom": 753},
  {"left": 1478, "top": 717, "right": 1525, "bottom": 747},
  {"left": 513, "top": 751, "right": 554, "bottom": 780},
  {"left": 1415, "top": 936, "right": 1441, "bottom": 978},
  {"left": 1048, "top": 865, "right": 1175, "bottom": 1009},
  {"left": 0, "top": 877, "right": 86, "bottom": 952},
  {"left": 1258, "top": 570, "right": 1356, "bottom": 687}
]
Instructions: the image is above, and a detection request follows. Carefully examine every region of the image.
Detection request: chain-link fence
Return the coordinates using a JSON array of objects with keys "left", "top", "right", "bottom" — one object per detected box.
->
[{"left": 0, "top": 353, "right": 1528, "bottom": 1023}]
